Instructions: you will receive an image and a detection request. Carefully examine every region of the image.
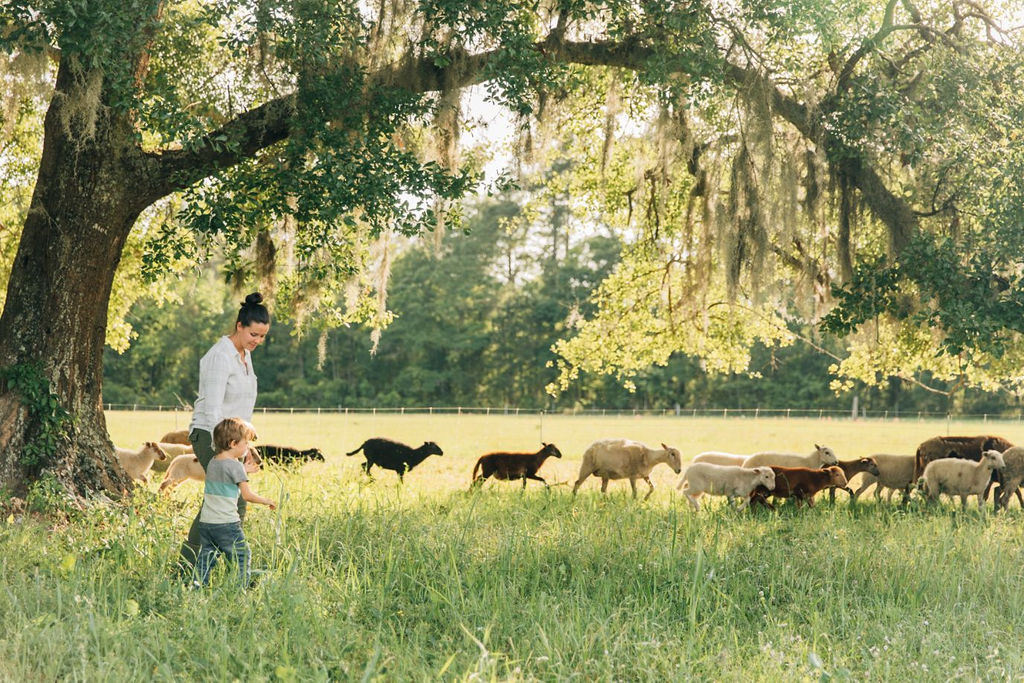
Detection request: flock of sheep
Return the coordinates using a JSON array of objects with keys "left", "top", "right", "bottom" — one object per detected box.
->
[{"left": 115, "top": 430, "right": 1024, "bottom": 512}]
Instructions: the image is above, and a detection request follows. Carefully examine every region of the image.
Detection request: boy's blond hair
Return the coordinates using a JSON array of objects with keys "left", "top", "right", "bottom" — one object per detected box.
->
[{"left": 213, "top": 417, "right": 257, "bottom": 453}]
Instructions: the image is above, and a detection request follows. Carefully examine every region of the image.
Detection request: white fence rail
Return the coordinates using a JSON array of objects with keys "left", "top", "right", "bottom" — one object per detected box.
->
[{"left": 102, "top": 403, "right": 1024, "bottom": 422}]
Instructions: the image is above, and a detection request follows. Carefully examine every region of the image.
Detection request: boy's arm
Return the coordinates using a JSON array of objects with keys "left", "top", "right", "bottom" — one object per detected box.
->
[{"left": 238, "top": 481, "right": 276, "bottom": 509}]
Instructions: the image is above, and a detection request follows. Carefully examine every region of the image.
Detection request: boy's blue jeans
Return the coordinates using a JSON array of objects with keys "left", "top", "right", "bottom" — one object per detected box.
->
[{"left": 195, "top": 521, "right": 251, "bottom": 587}]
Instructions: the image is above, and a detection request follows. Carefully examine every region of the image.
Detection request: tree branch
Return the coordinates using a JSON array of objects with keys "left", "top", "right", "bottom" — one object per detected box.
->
[{"left": 140, "top": 31, "right": 922, "bottom": 259}]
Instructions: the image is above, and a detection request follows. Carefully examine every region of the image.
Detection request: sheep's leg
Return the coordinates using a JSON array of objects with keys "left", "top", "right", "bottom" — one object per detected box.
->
[
  {"left": 1016, "top": 488, "right": 1024, "bottom": 508},
  {"left": 600, "top": 477, "right": 609, "bottom": 493},
  {"left": 629, "top": 478, "right": 638, "bottom": 498},
  {"left": 572, "top": 467, "right": 594, "bottom": 495},
  {"left": 525, "top": 473, "right": 547, "bottom": 488},
  {"left": 642, "top": 476, "right": 655, "bottom": 501},
  {"left": 901, "top": 486, "right": 913, "bottom": 505},
  {"left": 851, "top": 477, "right": 873, "bottom": 502},
  {"left": 685, "top": 493, "right": 700, "bottom": 511}
]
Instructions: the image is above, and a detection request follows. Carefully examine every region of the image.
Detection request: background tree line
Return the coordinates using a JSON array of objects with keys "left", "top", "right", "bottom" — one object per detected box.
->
[{"left": 103, "top": 195, "right": 1020, "bottom": 416}]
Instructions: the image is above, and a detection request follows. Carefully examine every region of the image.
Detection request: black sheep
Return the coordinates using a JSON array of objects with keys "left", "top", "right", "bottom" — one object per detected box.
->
[
  {"left": 345, "top": 438, "right": 443, "bottom": 481},
  {"left": 471, "top": 443, "right": 562, "bottom": 489},
  {"left": 256, "top": 444, "right": 325, "bottom": 464}
]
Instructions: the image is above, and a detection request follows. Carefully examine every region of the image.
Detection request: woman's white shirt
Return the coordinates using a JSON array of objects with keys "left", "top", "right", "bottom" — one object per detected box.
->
[{"left": 189, "top": 336, "right": 258, "bottom": 432}]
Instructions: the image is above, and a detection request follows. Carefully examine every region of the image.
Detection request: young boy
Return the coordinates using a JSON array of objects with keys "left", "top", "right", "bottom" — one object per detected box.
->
[{"left": 193, "top": 417, "right": 275, "bottom": 588}]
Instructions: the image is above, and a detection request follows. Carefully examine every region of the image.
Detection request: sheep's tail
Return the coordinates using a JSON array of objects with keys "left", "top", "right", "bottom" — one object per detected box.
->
[
  {"left": 345, "top": 442, "right": 365, "bottom": 456},
  {"left": 471, "top": 457, "right": 483, "bottom": 483}
]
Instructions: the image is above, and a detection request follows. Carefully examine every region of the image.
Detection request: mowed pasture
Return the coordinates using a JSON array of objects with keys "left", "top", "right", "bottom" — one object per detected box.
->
[{"left": 2, "top": 412, "right": 1024, "bottom": 680}]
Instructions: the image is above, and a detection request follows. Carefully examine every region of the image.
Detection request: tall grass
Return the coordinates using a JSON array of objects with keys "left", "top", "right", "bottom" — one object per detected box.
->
[{"left": 1, "top": 414, "right": 1023, "bottom": 679}]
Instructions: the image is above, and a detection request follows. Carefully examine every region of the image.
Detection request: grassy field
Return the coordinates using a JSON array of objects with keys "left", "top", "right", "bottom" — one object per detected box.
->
[{"left": 2, "top": 412, "right": 1024, "bottom": 680}]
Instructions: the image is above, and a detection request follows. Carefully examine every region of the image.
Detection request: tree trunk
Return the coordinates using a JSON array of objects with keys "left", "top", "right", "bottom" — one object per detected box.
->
[{"left": 0, "top": 61, "right": 141, "bottom": 498}]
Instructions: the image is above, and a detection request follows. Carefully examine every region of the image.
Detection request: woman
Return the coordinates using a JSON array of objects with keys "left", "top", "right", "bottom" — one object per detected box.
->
[{"left": 177, "top": 292, "right": 270, "bottom": 576}]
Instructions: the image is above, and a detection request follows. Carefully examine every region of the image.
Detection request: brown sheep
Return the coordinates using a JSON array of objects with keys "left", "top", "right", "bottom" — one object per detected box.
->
[
  {"left": 471, "top": 443, "right": 562, "bottom": 489},
  {"left": 827, "top": 457, "right": 880, "bottom": 503},
  {"left": 749, "top": 466, "right": 848, "bottom": 509},
  {"left": 159, "top": 429, "right": 191, "bottom": 445}
]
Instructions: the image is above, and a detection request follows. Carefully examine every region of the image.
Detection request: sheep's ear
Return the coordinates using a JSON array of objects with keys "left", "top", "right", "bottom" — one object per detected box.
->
[
  {"left": 661, "top": 443, "right": 669, "bottom": 451},
  {"left": 815, "top": 443, "right": 821, "bottom": 450}
]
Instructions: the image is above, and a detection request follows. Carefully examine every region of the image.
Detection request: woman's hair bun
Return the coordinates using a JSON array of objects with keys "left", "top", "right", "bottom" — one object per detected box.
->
[{"left": 236, "top": 292, "right": 270, "bottom": 326}]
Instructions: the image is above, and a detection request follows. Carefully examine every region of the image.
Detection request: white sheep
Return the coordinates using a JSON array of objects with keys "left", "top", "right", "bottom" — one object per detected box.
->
[
  {"left": 573, "top": 439, "right": 683, "bottom": 500},
  {"left": 743, "top": 444, "right": 838, "bottom": 469},
  {"left": 678, "top": 463, "right": 776, "bottom": 511},
  {"left": 850, "top": 454, "right": 916, "bottom": 503},
  {"left": 690, "top": 451, "right": 749, "bottom": 467},
  {"left": 920, "top": 449, "right": 1006, "bottom": 509},
  {"left": 149, "top": 442, "right": 194, "bottom": 473},
  {"left": 115, "top": 442, "right": 168, "bottom": 482},
  {"left": 158, "top": 453, "right": 204, "bottom": 495}
]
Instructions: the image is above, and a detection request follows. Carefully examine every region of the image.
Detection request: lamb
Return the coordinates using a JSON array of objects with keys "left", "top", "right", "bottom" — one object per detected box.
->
[
  {"left": 158, "top": 454, "right": 204, "bottom": 495},
  {"left": 920, "top": 449, "right": 1006, "bottom": 509},
  {"left": 690, "top": 452, "right": 749, "bottom": 467},
  {"left": 749, "top": 466, "right": 848, "bottom": 508},
  {"left": 158, "top": 446, "right": 261, "bottom": 495},
  {"left": 159, "top": 429, "right": 191, "bottom": 445},
  {"left": 743, "top": 444, "right": 839, "bottom": 470},
  {"left": 827, "top": 457, "right": 880, "bottom": 502},
  {"left": 471, "top": 443, "right": 563, "bottom": 489},
  {"left": 149, "top": 442, "right": 194, "bottom": 473},
  {"left": 572, "top": 439, "right": 683, "bottom": 500},
  {"left": 850, "top": 454, "right": 918, "bottom": 504},
  {"left": 677, "top": 463, "right": 776, "bottom": 511},
  {"left": 256, "top": 444, "right": 326, "bottom": 464},
  {"left": 115, "top": 442, "right": 168, "bottom": 482},
  {"left": 993, "top": 446, "right": 1024, "bottom": 509},
  {"left": 345, "top": 438, "right": 443, "bottom": 481}
]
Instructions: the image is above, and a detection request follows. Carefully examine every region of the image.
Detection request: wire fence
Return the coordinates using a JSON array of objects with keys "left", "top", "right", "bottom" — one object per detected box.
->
[{"left": 102, "top": 403, "right": 1024, "bottom": 423}]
